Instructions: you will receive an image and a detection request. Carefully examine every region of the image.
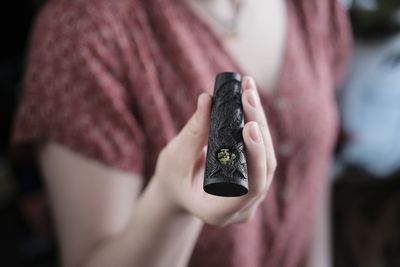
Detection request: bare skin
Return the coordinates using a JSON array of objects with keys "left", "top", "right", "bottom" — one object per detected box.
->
[
  {"left": 185, "top": 0, "right": 287, "bottom": 93},
  {"left": 39, "top": 77, "right": 276, "bottom": 267}
]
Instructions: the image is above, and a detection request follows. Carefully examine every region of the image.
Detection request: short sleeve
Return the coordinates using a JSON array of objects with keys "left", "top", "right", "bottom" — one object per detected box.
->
[{"left": 11, "top": 3, "right": 146, "bottom": 174}]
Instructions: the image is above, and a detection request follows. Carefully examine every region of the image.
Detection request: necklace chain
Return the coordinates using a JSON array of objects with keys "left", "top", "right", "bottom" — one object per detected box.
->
[{"left": 195, "top": 0, "right": 244, "bottom": 41}]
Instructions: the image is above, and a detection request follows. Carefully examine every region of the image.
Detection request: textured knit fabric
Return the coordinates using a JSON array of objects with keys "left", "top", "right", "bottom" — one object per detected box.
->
[{"left": 11, "top": 0, "right": 351, "bottom": 266}]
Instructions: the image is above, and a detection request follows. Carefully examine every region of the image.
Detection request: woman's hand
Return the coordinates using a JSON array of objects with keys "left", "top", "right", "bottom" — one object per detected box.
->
[
  {"left": 38, "top": 76, "right": 276, "bottom": 267},
  {"left": 152, "top": 76, "right": 276, "bottom": 226}
]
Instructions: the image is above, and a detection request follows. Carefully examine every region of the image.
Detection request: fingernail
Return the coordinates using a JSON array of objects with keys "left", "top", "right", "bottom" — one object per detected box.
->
[
  {"left": 247, "top": 90, "right": 257, "bottom": 108},
  {"left": 250, "top": 123, "right": 261, "bottom": 143}
]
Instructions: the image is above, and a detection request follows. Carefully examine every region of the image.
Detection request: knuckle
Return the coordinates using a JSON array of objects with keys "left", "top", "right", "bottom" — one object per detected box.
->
[
  {"left": 257, "top": 156, "right": 266, "bottom": 168},
  {"left": 270, "top": 159, "right": 277, "bottom": 173},
  {"left": 254, "top": 185, "right": 265, "bottom": 197},
  {"left": 204, "top": 216, "right": 229, "bottom": 227},
  {"left": 238, "top": 216, "right": 251, "bottom": 224},
  {"left": 253, "top": 180, "right": 265, "bottom": 196},
  {"left": 237, "top": 210, "right": 256, "bottom": 224},
  {"left": 259, "top": 191, "right": 267, "bottom": 202},
  {"left": 203, "top": 208, "right": 239, "bottom": 227}
]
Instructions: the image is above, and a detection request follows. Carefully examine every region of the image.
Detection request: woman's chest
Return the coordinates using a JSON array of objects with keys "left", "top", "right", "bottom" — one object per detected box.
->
[
  {"left": 184, "top": 0, "right": 287, "bottom": 93},
  {"left": 130, "top": 0, "right": 337, "bottom": 147}
]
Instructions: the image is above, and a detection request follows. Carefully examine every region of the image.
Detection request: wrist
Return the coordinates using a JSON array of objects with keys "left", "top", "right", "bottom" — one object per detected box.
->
[
  {"left": 144, "top": 177, "right": 204, "bottom": 234},
  {"left": 145, "top": 177, "right": 190, "bottom": 217}
]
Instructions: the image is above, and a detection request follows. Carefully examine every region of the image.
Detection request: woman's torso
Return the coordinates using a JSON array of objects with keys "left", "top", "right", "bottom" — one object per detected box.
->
[{"left": 20, "top": 0, "right": 350, "bottom": 266}]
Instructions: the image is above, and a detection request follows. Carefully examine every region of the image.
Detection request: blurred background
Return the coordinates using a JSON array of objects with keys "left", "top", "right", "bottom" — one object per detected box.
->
[{"left": 0, "top": 0, "right": 400, "bottom": 266}]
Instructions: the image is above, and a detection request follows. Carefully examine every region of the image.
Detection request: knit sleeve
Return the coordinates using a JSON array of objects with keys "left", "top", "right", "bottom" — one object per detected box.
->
[{"left": 11, "top": 3, "right": 146, "bottom": 175}]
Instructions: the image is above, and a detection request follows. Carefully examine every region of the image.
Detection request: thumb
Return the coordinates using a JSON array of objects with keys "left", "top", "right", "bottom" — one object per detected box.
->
[{"left": 171, "top": 93, "right": 211, "bottom": 167}]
